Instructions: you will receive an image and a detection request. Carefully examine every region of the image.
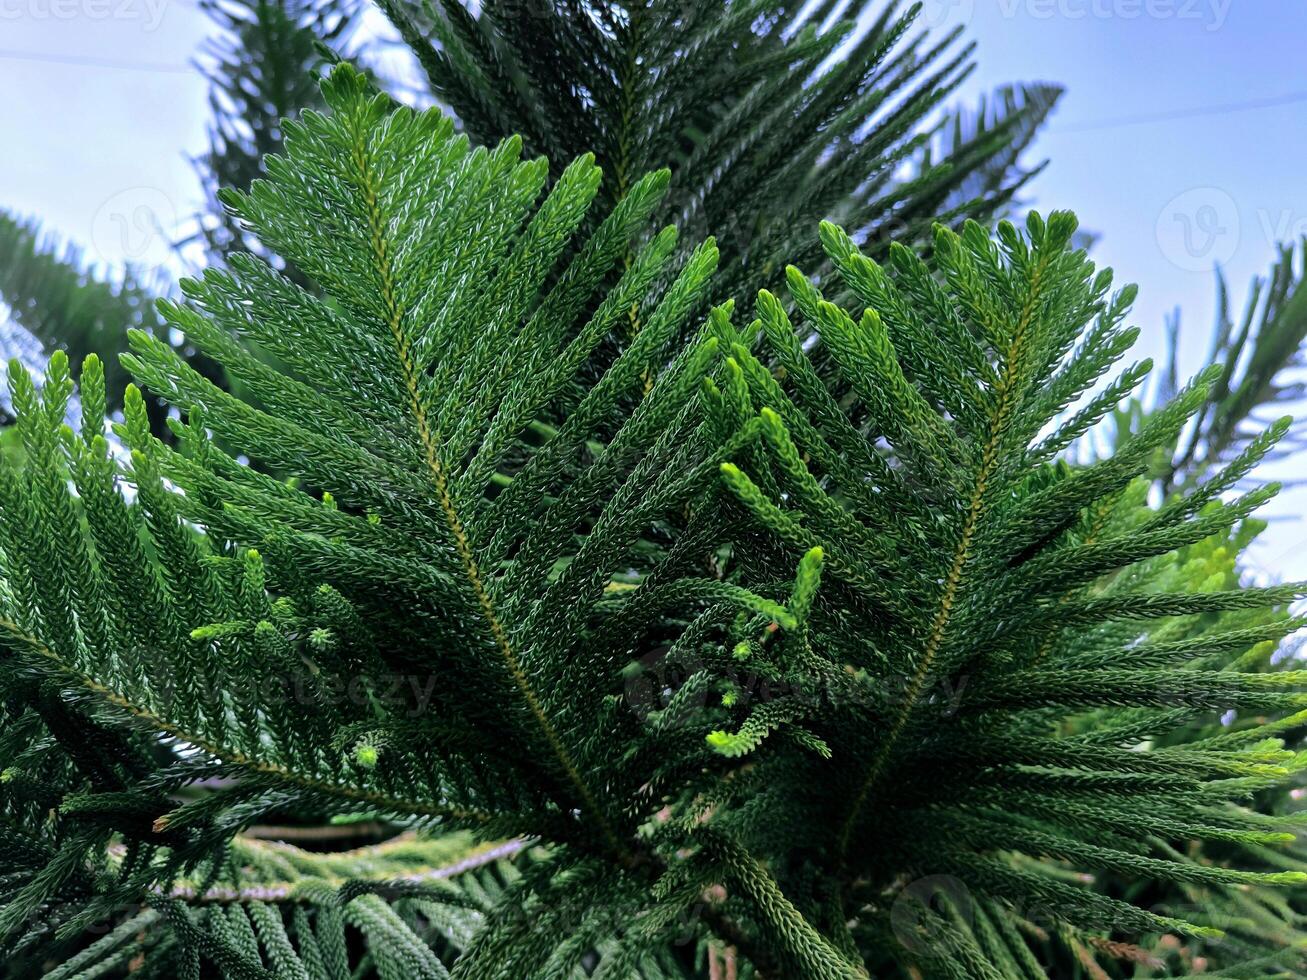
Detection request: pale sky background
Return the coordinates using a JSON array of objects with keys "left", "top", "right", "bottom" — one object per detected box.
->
[{"left": 1, "top": 0, "right": 1305, "bottom": 575}]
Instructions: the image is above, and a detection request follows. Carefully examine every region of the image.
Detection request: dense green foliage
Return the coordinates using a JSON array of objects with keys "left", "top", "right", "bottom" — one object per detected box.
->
[
  {"left": 0, "top": 63, "right": 1304, "bottom": 977},
  {"left": 704, "top": 214, "right": 1307, "bottom": 976},
  {"left": 0, "top": 0, "right": 1059, "bottom": 443},
  {"left": 383, "top": 0, "right": 1060, "bottom": 308},
  {"left": 3, "top": 1, "right": 1307, "bottom": 977}
]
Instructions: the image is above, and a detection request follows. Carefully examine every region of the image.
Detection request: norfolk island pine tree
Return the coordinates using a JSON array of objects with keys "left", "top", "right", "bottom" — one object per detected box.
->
[{"left": 0, "top": 60, "right": 1305, "bottom": 976}]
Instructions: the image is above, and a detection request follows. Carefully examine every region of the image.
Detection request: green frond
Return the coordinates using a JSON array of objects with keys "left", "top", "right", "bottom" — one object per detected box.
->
[
  {"left": 706, "top": 210, "right": 1307, "bottom": 976},
  {"left": 0, "top": 64, "right": 798, "bottom": 977},
  {"left": 2, "top": 28, "right": 1305, "bottom": 976},
  {"left": 380, "top": 0, "right": 1060, "bottom": 309}
]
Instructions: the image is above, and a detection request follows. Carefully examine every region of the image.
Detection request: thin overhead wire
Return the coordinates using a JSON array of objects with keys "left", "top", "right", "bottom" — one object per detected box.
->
[
  {"left": 1057, "top": 89, "right": 1307, "bottom": 133},
  {"left": 0, "top": 48, "right": 195, "bottom": 75}
]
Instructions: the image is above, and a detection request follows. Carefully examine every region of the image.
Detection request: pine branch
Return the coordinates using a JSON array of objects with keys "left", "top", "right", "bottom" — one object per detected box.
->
[
  {"left": 382, "top": 0, "right": 1059, "bottom": 309},
  {"left": 4, "top": 38, "right": 1307, "bottom": 976}
]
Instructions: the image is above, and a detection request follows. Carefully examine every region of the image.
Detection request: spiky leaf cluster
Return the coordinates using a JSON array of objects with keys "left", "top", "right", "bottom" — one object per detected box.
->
[
  {"left": 695, "top": 212, "right": 1307, "bottom": 976},
  {"left": 1, "top": 67, "right": 1305, "bottom": 980},
  {"left": 0, "top": 65, "right": 803, "bottom": 977},
  {"left": 0, "top": 0, "right": 362, "bottom": 440},
  {"left": 381, "top": 0, "right": 1061, "bottom": 308},
  {"left": 1160, "top": 239, "right": 1307, "bottom": 490}
]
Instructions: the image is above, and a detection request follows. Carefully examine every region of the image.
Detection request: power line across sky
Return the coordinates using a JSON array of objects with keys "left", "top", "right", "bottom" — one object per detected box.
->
[{"left": 0, "top": 47, "right": 193, "bottom": 74}]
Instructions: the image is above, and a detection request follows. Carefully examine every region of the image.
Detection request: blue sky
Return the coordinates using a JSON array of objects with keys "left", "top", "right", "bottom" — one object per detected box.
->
[
  {"left": 930, "top": 0, "right": 1307, "bottom": 578},
  {"left": 2, "top": 0, "right": 1305, "bottom": 573}
]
